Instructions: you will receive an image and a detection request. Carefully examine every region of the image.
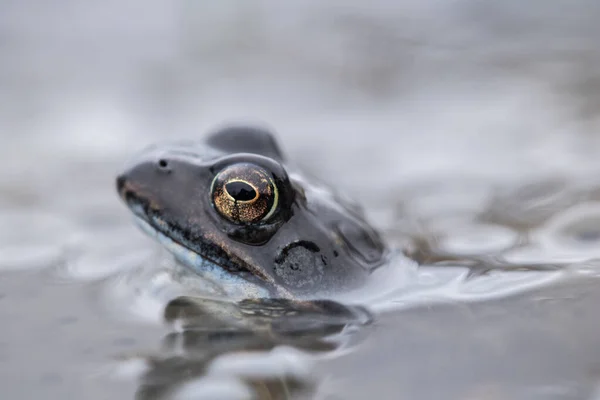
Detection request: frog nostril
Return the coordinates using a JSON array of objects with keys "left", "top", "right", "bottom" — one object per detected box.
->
[
  {"left": 116, "top": 175, "right": 126, "bottom": 194},
  {"left": 157, "top": 159, "right": 169, "bottom": 170}
]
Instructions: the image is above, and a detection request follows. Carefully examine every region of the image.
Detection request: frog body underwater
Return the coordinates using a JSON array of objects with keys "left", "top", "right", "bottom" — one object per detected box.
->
[{"left": 117, "top": 125, "right": 387, "bottom": 300}]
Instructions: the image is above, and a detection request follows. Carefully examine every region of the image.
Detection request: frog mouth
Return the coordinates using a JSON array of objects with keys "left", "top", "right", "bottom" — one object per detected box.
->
[
  {"left": 134, "top": 211, "right": 273, "bottom": 299},
  {"left": 119, "top": 190, "right": 274, "bottom": 299}
]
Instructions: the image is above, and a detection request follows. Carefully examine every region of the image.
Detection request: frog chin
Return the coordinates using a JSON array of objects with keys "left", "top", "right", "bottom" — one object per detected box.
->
[{"left": 131, "top": 214, "right": 271, "bottom": 300}]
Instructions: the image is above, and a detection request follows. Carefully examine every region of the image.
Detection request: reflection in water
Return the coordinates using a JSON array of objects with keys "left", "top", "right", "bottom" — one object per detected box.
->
[{"left": 132, "top": 296, "right": 371, "bottom": 399}]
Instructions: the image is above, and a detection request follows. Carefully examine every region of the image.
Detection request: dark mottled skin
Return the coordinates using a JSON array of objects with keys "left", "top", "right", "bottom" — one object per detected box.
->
[{"left": 117, "top": 124, "right": 388, "bottom": 299}]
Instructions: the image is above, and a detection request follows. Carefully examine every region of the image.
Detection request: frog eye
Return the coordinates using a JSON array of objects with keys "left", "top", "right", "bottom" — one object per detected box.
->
[{"left": 210, "top": 163, "right": 279, "bottom": 224}]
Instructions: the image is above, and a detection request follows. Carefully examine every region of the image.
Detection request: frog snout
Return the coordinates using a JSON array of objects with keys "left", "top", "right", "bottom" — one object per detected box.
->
[{"left": 116, "top": 174, "right": 127, "bottom": 199}]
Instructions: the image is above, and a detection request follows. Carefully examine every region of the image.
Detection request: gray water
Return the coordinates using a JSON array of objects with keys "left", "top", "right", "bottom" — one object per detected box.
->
[{"left": 3, "top": 1, "right": 600, "bottom": 399}]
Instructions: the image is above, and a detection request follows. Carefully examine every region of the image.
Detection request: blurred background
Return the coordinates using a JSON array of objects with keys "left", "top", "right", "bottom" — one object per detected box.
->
[
  {"left": 3, "top": 0, "right": 600, "bottom": 196},
  {"left": 4, "top": 1, "right": 600, "bottom": 399}
]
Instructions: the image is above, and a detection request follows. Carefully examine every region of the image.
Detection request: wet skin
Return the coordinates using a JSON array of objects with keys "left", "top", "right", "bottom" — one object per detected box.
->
[{"left": 117, "top": 125, "right": 387, "bottom": 300}]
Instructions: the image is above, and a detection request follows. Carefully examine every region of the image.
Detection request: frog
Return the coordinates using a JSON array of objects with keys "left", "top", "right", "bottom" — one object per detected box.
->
[{"left": 116, "top": 124, "right": 388, "bottom": 301}]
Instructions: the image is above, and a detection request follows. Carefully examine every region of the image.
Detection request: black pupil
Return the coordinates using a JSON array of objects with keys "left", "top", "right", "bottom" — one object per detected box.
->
[{"left": 225, "top": 181, "right": 257, "bottom": 201}]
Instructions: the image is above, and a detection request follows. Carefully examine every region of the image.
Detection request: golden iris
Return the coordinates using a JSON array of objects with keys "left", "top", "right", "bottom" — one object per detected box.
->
[{"left": 211, "top": 163, "right": 279, "bottom": 223}]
